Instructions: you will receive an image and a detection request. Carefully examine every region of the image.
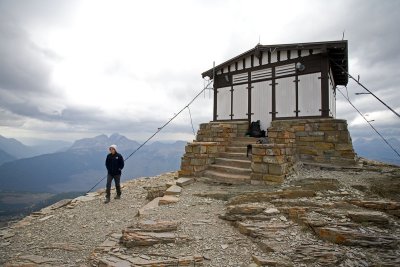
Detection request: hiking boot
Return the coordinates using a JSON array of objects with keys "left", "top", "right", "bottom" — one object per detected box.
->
[
  {"left": 104, "top": 198, "right": 110, "bottom": 204},
  {"left": 114, "top": 195, "right": 121, "bottom": 200}
]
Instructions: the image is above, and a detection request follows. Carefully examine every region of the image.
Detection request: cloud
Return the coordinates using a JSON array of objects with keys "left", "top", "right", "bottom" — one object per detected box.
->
[
  {"left": 0, "top": 19, "right": 53, "bottom": 94},
  {"left": 0, "top": 0, "right": 399, "bottom": 144}
]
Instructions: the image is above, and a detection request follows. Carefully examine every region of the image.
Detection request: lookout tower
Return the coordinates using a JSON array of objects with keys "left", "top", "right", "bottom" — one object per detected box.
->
[
  {"left": 179, "top": 40, "right": 355, "bottom": 185},
  {"left": 202, "top": 40, "right": 348, "bottom": 131}
]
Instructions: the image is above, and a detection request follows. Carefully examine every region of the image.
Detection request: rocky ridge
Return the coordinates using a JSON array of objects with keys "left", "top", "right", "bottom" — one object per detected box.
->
[{"left": 1, "top": 158, "right": 399, "bottom": 266}]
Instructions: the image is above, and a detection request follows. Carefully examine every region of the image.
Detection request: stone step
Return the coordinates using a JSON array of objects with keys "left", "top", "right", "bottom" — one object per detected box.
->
[
  {"left": 232, "top": 137, "right": 258, "bottom": 142},
  {"left": 202, "top": 170, "right": 250, "bottom": 184},
  {"left": 176, "top": 177, "right": 195, "bottom": 187},
  {"left": 208, "top": 164, "right": 252, "bottom": 175},
  {"left": 215, "top": 158, "right": 251, "bottom": 169},
  {"left": 229, "top": 138, "right": 259, "bottom": 147},
  {"left": 226, "top": 146, "right": 248, "bottom": 153},
  {"left": 137, "top": 197, "right": 160, "bottom": 216},
  {"left": 159, "top": 195, "right": 179, "bottom": 205},
  {"left": 219, "top": 152, "right": 250, "bottom": 161},
  {"left": 165, "top": 185, "right": 182, "bottom": 196},
  {"left": 229, "top": 142, "right": 257, "bottom": 147}
]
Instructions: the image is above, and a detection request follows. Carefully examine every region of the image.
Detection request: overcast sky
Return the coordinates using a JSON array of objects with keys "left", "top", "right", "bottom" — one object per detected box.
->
[{"left": 0, "top": 0, "right": 399, "bottom": 145}]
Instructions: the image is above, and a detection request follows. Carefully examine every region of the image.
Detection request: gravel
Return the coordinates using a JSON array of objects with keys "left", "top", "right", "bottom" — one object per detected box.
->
[{"left": 1, "top": 159, "right": 399, "bottom": 266}]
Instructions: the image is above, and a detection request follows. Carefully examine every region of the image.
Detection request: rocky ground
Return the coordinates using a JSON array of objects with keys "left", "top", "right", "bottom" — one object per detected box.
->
[{"left": 0, "top": 158, "right": 399, "bottom": 266}]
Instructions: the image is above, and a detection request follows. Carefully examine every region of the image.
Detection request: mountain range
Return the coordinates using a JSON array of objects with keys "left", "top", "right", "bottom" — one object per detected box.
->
[
  {"left": 0, "top": 135, "right": 71, "bottom": 164},
  {"left": 0, "top": 133, "right": 186, "bottom": 193},
  {"left": 0, "top": 149, "right": 16, "bottom": 166},
  {"left": 0, "top": 133, "right": 399, "bottom": 194},
  {"left": 353, "top": 137, "right": 400, "bottom": 165}
]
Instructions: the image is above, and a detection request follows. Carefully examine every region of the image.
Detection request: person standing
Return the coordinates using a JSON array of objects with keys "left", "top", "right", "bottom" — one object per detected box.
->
[{"left": 104, "top": 144, "right": 124, "bottom": 203}]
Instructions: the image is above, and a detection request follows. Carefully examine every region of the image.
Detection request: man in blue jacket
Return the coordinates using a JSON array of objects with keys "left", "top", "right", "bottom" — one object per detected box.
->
[{"left": 105, "top": 144, "right": 124, "bottom": 203}]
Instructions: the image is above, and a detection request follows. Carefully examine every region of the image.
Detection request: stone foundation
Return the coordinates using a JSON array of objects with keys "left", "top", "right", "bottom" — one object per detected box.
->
[
  {"left": 178, "top": 142, "right": 219, "bottom": 177},
  {"left": 250, "top": 143, "right": 297, "bottom": 184},
  {"left": 269, "top": 119, "right": 356, "bottom": 165},
  {"left": 179, "top": 118, "right": 356, "bottom": 182},
  {"left": 196, "top": 121, "right": 248, "bottom": 145}
]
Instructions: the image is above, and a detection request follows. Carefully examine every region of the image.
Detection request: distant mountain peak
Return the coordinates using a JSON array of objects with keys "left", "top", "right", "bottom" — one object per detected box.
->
[
  {"left": 110, "top": 133, "right": 123, "bottom": 138},
  {"left": 0, "top": 135, "right": 35, "bottom": 159},
  {"left": 69, "top": 133, "right": 139, "bottom": 152},
  {"left": 110, "top": 133, "right": 128, "bottom": 143}
]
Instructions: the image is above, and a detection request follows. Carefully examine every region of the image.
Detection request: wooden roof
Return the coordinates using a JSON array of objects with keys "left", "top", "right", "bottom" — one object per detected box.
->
[{"left": 202, "top": 40, "right": 348, "bottom": 86}]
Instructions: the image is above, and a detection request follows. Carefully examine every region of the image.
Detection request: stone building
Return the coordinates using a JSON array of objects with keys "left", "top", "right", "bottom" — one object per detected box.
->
[{"left": 179, "top": 40, "right": 356, "bottom": 185}]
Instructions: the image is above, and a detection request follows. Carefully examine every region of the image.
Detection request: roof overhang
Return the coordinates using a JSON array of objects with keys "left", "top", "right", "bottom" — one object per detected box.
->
[{"left": 202, "top": 40, "right": 348, "bottom": 86}]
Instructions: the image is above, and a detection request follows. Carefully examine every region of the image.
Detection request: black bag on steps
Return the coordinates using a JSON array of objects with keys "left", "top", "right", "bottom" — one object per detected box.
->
[{"left": 249, "top": 120, "right": 262, "bottom": 137}]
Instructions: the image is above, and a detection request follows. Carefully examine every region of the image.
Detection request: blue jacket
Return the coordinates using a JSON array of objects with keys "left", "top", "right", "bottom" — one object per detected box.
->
[{"left": 105, "top": 152, "right": 124, "bottom": 175}]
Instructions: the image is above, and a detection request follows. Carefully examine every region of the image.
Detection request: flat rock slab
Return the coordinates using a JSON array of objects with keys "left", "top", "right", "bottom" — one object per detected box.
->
[
  {"left": 226, "top": 204, "right": 265, "bottom": 215},
  {"left": 42, "top": 242, "right": 82, "bottom": 251},
  {"left": 348, "top": 199, "right": 400, "bottom": 217},
  {"left": 99, "top": 255, "right": 203, "bottom": 267},
  {"left": 120, "top": 231, "right": 177, "bottom": 247},
  {"left": 6, "top": 254, "right": 60, "bottom": 266},
  {"left": 99, "top": 239, "right": 118, "bottom": 249},
  {"left": 137, "top": 197, "right": 160, "bottom": 216},
  {"left": 144, "top": 185, "right": 165, "bottom": 200},
  {"left": 252, "top": 255, "right": 293, "bottom": 267},
  {"left": 292, "top": 178, "right": 340, "bottom": 191},
  {"left": 314, "top": 226, "right": 398, "bottom": 248},
  {"left": 86, "top": 192, "right": 100, "bottom": 197},
  {"left": 256, "top": 240, "right": 285, "bottom": 253},
  {"left": 165, "top": 185, "right": 182, "bottom": 196},
  {"left": 294, "top": 243, "right": 345, "bottom": 265},
  {"left": 74, "top": 195, "right": 97, "bottom": 202},
  {"left": 159, "top": 195, "right": 179, "bottom": 205},
  {"left": 236, "top": 221, "right": 290, "bottom": 237},
  {"left": 38, "top": 215, "right": 54, "bottom": 222},
  {"left": 166, "top": 181, "right": 176, "bottom": 188},
  {"left": 98, "top": 255, "right": 132, "bottom": 267},
  {"left": 264, "top": 207, "right": 280, "bottom": 214},
  {"left": 128, "top": 220, "right": 179, "bottom": 232},
  {"left": 49, "top": 199, "right": 72, "bottom": 210},
  {"left": 176, "top": 177, "right": 194, "bottom": 187},
  {"left": 347, "top": 211, "right": 389, "bottom": 225},
  {"left": 194, "top": 190, "right": 234, "bottom": 200},
  {"left": 228, "top": 189, "right": 316, "bottom": 205}
]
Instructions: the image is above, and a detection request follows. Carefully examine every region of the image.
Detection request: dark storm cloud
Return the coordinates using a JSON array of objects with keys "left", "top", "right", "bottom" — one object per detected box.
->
[
  {"left": 56, "top": 105, "right": 191, "bottom": 135},
  {"left": 345, "top": 1, "right": 400, "bottom": 65},
  {"left": 341, "top": 1, "right": 400, "bottom": 100},
  {"left": 0, "top": 18, "right": 53, "bottom": 94},
  {"left": 317, "top": 0, "right": 400, "bottom": 140},
  {"left": 0, "top": 9, "right": 65, "bottom": 127},
  {"left": 0, "top": 1, "right": 81, "bottom": 125},
  {"left": 0, "top": 0, "right": 398, "bottom": 142},
  {"left": 0, "top": 0, "right": 78, "bottom": 27}
]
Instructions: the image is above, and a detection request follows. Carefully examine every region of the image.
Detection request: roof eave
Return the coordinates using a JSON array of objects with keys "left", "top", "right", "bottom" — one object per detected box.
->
[{"left": 201, "top": 40, "right": 348, "bottom": 80}]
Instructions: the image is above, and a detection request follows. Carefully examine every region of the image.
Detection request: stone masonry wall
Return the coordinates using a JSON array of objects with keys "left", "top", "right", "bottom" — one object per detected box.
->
[
  {"left": 250, "top": 118, "right": 356, "bottom": 184},
  {"left": 196, "top": 121, "right": 248, "bottom": 146},
  {"left": 269, "top": 119, "right": 356, "bottom": 165},
  {"left": 178, "top": 142, "right": 219, "bottom": 177},
  {"left": 250, "top": 143, "right": 297, "bottom": 184},
  {"left": 179, "top": 118, "right": 356, "bottom": 182}
]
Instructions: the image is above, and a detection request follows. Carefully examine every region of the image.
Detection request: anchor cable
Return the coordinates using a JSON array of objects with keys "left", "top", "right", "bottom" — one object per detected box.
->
[
  {"left": 85, "top": 80, "right": 213, "bottom": 194},
  {"left": 329, "top": 58, "right": 400, "bottom": 118},
  {"left": 337, "top": 87, "right": 400, "bottom": 159}
]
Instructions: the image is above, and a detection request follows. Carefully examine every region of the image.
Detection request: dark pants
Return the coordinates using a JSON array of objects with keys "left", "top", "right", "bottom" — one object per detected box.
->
[{"left": 106, "top": 174, "right": 121, "bottom": 198}]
